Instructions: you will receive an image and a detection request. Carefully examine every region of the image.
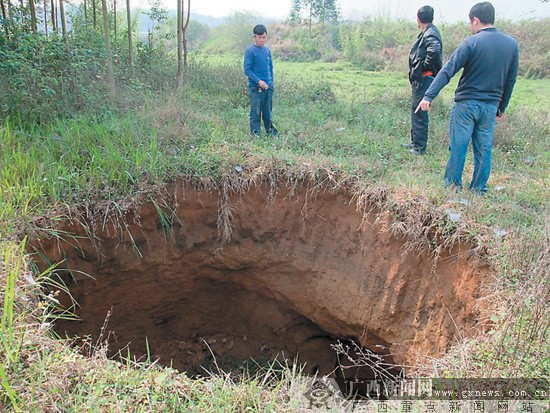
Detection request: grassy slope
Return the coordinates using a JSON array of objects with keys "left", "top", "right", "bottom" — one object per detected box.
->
[{"left": 1, "top": 58, "right": 549, "bottom": 411}]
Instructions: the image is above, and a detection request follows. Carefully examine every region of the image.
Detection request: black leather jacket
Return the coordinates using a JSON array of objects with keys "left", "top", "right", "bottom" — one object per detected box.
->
[{"left": 409, "top": 24, "right": 443, "bottom": 84}]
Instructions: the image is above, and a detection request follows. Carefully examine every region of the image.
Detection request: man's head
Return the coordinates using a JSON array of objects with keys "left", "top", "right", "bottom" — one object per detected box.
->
[
  {"left": 417, "top": 5, "right": 434, "bottom": 25},
  {"left": 469, "top": 2, "right": 495, "bottom": 31},
  {"left": 253, "top": 24, "right": 268, "bottom": 47}
]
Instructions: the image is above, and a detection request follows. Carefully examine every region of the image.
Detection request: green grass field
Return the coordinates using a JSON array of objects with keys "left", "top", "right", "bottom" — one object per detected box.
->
[{"left": 1, "top": 56, "right": 549, "bottom": 411}]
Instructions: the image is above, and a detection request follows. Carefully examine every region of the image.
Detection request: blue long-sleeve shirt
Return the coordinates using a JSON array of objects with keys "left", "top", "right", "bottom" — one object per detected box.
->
[
  {"left": 244, "top": 44, "right": 274, "bottom": 89},
  {"left": 424, "top": 27, "right": 519, "bottom": 113}
]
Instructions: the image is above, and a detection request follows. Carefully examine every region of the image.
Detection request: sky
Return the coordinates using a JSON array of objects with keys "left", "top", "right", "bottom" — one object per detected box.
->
[{"left": 176, "top": 0, "right": 550, "bottom": 23}]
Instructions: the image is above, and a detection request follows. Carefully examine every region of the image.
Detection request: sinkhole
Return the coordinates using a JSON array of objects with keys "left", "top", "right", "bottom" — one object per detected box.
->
[{"left": 29, "top": 179, "right": 490, "bottom": 384}]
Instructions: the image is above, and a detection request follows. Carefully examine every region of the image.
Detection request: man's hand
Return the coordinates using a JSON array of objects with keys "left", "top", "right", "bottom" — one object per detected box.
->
[
  {"left": 415, "top": 99, "right": 431, "bottom": 113},
  {"left": 496, "top": 110, "right": 504, "bottom": 121},
  {"left": 258, "top": 80, "right": 268, "bottom": 90}
]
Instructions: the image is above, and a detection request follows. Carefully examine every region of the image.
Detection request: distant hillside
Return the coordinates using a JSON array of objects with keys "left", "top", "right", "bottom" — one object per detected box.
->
[
  {"left": 192, "top": 14, "right": 227, "bottom": 27},
  {"left": 137, "top": 11, "right": 226, "bottom": 33}
]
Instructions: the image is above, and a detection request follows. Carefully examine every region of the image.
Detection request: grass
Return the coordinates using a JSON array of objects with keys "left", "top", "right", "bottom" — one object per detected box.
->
[
  {"left": 0, "top": 239, "right": 25, "bottom": 412},
  {"left": 1, "top": 57, "right": 549, "bottom": 411}
]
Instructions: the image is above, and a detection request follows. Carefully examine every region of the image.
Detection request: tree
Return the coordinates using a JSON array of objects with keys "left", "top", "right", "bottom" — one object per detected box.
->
[
  {"left": 101, "top": 0, "right": 116, "bottom": 99},
  {"left": 146, "top": 0, "right": 167, "bottom": 48},
  {"left": 182, "top": 0, "right": 190, "bottom": 68},
  {"left": 29, "top": 0, "right": 37, "bottom": 33},
  {"left": 316, "top": 0, "right": 339, "bottom": 25},
  {"left": 126, "top": 0, "right": 134, "bottom": 76},
  {"left": 92, "top": 0, "right": 96, "bottom": 29},
  {"left": 177, "top": 0, "right": 182, "bottom": 87},
  {"left": 113, "top": 0, "right": 116, "bottom": 37},
  {"left": 1, "top": 0, "right": 9, "bottom": 38},
  {"left": 59, "top": 0, "right": 67, "bottom": 45},
  {"left": 290, "top": 0, "right": 339, "bottom": 32},
  {"left": 43, "top": 0, "right": 47, "bottom": 33},
  {"left": 177, "top": 0, "right": 191, "bottom": 88},
  {"left": 50, "top": 0, "right": 58, "bottom": 32}
]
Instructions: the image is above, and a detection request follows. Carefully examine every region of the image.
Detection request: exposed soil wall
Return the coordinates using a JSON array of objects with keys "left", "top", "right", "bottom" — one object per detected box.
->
[{"left": 29, "top": 179, "right": 491, "bottom": 377}]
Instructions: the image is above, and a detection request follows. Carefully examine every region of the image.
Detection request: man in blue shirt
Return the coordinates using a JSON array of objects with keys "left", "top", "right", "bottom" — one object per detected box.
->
[
  {"left": 244, "top": 24, "right": 278, "bottom": 137},
  {"left": 416, "top": 2, "right": 519, "bottom": 193}
]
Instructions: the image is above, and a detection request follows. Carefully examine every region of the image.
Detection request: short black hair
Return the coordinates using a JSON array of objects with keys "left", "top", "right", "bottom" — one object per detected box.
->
[
  {"left": 253, "top": 24, "right": 267, "bottom": 35},
  {"left": 417, "top": 5, "right": 434, "bottom": 24},
  {"left": 469, "top": 2, "right": 495, "bottom": 25}
]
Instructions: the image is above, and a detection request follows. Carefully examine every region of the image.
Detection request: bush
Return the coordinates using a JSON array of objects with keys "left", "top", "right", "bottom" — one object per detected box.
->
[
  {"left": 498, "top": 18, "right": 550, "bottom": 79},
  {"left": 200, "top": 12, "right": 258, "bottom": 55},
  {"left": 338, "top": 18, "right": 417, "bottom": 69},
  {"left": 0, "top": 18, "right": 180, "bottom": 122},
  {"left": 0, "top": 31, "right": 111, "bottom": 122}
]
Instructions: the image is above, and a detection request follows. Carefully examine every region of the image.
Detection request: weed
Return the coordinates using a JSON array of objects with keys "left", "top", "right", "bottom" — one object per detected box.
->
[{"left": 0, "top": 239, "right": 25, "bottom": 412}]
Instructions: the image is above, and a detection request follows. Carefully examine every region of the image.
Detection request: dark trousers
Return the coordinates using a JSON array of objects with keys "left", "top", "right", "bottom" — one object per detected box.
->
[
  {"left": 410, "top": 76, "right": 434, "bottom": 152},
  {"left": 249, "top": 86, "right": 275, "bottom": 136}
]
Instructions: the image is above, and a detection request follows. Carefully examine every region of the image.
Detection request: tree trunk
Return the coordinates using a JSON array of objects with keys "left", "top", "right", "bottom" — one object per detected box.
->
[
  {"left": 55, "top": 0, "right": 58, "bottom": 30},
  {"left": 92, "top": 0, "right": 96, "bottom": 29},
  {"left": 83, "top": 0, "right": 87, "bottom": 23},
  {"left": 126, "top": 0, "right": 134, "bottom": 76},
  {"left": 101, "top": 0, "right": 116, "bottom": 99},
  {"left": 29, "top": 0, "right": 37, "bottom": 33},
  {"left": 50, "top": 0, "right": 57, "bottom": 32},
  {"left": 43, "top": 0, "right": 48, "bottom": 34},
  {"left": 176, "top": 0, "right": 183, "bottom": 88},
  {"left": 19, "top": 0, "right": 25, "bottom": 32},
  {"left": 182, "top": 0, "right": 190, "bottom": 69},
  {"left": 308, "top": 3, "right": 312, "bottom": 34},
  {"left": 59, "top": 0, "right": 68, "bottom": 48},
  {"left": 113, "top": 0, "right": 116, "bottom": 37},
  {"left": 0, "top": 0, "right": 9, "bottom": 38}
]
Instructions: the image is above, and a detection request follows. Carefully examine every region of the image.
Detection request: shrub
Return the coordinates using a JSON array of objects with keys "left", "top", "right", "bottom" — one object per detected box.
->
[
  {"left": 200, "top": 12, "right": 258, "bottom": 55},
  {"left": 0, "top": 31, "right": 111, "bottom": 122}
]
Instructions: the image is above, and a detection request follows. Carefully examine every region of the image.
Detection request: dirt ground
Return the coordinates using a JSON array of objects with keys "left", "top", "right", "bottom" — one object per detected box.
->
[{"left": 29, "top": 179, "right": 491, "bottom": 378}]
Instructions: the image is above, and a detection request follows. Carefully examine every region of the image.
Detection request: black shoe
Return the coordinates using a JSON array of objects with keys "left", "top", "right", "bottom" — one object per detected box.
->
[
  {"left": 267, "top": 127, "right": 279, "bottom": 138},
  {"left": 410, "top": 147, "right": 426, "bottom": 155}
]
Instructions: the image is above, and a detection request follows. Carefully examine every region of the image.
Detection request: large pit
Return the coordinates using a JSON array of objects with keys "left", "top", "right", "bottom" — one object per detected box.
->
[{"left": 29, "top": 179, "right": 490, "bottom": 381}]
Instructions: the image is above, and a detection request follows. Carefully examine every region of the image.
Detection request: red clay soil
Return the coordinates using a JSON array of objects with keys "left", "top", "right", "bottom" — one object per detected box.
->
[{"left": 29, "top": 180, "right": 491, "bottom": 377}]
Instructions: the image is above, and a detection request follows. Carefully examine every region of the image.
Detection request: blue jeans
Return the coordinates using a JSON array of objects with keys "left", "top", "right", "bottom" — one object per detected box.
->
[
  {"left": 249, "top": 86, "right": 276, "bottom": 136},
  {"left": 444, "top": 100, "right": 498, "bottom": 193}
]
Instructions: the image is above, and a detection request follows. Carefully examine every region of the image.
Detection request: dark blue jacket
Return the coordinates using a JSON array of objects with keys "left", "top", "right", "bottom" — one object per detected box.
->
[
  {"left": 244, "top": 44, "right": 274, "bottom": 89},
  {"left": 424, "top": 27, "right": 519, "bottom": 113}
]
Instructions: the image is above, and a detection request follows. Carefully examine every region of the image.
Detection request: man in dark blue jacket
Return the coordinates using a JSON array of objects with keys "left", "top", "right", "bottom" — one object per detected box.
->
[
  {"left": 405, "top": 5, "right": 442, "bottom": 155},
  {"left": 416, "top": 2, "right": 519, "bottom": 193},
  {"left": 244, "top": 24, "right": 278, "bottom": 137}
]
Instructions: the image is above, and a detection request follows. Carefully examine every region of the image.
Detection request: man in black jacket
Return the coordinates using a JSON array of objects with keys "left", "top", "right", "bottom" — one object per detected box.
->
[{"left": 405, "top": 5, "right": 442, "bottom": 155}]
